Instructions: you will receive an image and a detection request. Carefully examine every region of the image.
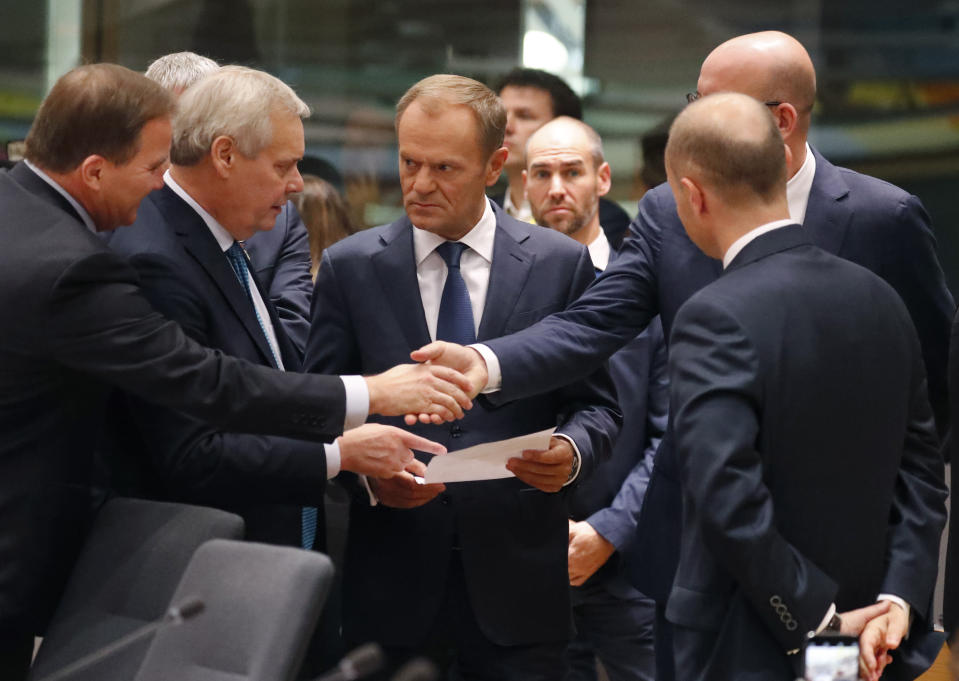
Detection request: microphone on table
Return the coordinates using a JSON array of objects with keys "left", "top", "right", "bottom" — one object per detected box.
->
[
  {"left": 36, "top": 596, "right": 205, "bottom": 681},
  {"left": 312, "top": 642, "right": 386, "bottom": 681},
  {"left": 389, "top": 658, "right": 439, "bottom": 681}
]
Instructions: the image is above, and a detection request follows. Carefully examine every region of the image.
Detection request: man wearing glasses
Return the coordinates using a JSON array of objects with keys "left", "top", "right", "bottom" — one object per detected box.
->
[{"left": 415, "top": 30, "right": 952, "bottom": 681}]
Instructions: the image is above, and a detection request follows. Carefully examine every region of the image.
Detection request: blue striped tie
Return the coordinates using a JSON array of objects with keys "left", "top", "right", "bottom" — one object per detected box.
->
[
  {"left": 435, "top": 241, "right": 476, "bottom": 344},
  {"left": 226, "top": 242, "right": 318, "bottom": 550}
]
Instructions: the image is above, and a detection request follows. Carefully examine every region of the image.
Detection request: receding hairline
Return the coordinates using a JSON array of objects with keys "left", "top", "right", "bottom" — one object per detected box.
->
[{"left": 525, "top": 116, "right": 605, "bottom": 168}]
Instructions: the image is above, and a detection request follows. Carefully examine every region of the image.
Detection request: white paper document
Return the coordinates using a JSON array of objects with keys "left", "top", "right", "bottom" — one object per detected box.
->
[{"left": 423, "top": 427, "right": 556, "bottom": 484}]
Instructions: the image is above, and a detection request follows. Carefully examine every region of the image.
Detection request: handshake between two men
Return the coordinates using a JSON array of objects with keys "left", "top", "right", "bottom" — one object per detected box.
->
[{"left": 349, "top": 342, "right": 576, "bottom": 501}]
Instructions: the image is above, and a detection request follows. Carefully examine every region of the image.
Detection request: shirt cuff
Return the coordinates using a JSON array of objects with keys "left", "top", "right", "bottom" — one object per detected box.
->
[
  {"left": 324, "top": 441, "right": 341, "bottom": 479},
  {"left": 469, "top": 343, "right": 500, "bottom": 393},
  {"left": 877, "top": 594, "right": 911, "bottom": 625},
  {"left": 814, "top": 603, "right": 837, "bottom": 636},
  {"left": 359, "top": 474, "right": 378, "bottom": 506},
  {"left": 340, "top": 375, "right": 369, "bottom": 431},
  {"left": 553, "top": 433, "right": 582, "bottom": 486}
]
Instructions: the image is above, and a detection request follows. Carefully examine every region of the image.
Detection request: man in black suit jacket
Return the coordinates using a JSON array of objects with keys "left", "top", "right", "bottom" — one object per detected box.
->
[
  {"left": 491, "top": 67, "right": 632, "bottom": 248},
  {"left": 523, "top": 116, "right": 663, "bottom": 681},
  {"left": 663, "top": 92, "right": 946, "bottom": 681},
  {"left": 0, "top": 64, "right": 470, "bottom": 680},
  {"left": 106, "top": 66, "right": 443, "bottom": 548},
  {"left": 305, "top": 75, "right": 620, "bottom": 680},
  {"left": 414, "top": 31, "right": 954, "bottom": 681}
]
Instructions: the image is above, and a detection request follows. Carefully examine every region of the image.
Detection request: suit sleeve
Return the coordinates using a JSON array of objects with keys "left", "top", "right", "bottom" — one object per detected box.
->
[
  {"left": 669, "top": 297, "right": 837, "bottom": 651},
  {"left": 259, "top": 203, "right": 314, "bottom": 360},
  {"left": 882, "top": 195, "right": 955, "bottom": 441},
  {"left": 39, "top": 248, "right": 346, "bottom": 441},
  {"left": 878, "top": 325, "right": 948, "bottom": 621},
  {"left": 553, "top": 248, "right": 622, "bottom": 481},
  {"left": 483, "top": 193, "right": 665, "bottom": 403},
  {"left": 117, "top": 251, "right": 329, "bottom": 506},
  {"left": 587, "top": 316, "right": 668, "bottom": 549}
]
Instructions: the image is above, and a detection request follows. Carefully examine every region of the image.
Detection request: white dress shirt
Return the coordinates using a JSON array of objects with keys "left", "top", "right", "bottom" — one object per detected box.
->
[
  {"left": 588, "top": 230, "right": 612, "bottom": 272},
  {"left": 24, "top": 160, "right": 98, "bottom": 233},
  {"left": 165, "top": 171, "right": 369, "bottom": 477}
]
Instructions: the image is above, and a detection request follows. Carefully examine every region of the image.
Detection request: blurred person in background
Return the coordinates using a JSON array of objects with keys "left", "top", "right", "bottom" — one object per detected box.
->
[{"left": 291, "top": 174, "right": 357, "bottom": 279}]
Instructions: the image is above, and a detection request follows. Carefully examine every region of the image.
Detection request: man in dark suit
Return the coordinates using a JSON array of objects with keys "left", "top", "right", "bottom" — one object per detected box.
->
[
  {"left": 523, "top": 116, "right": 664, "bottom": 681},
  {"left": 414, "top": 31, "right": 954, "bottom": 681},
  {"left": 305, "top": 75, "right": 620, "bottom": 680},
  {"left": 143, "top": 51, "right": 315, "bottom": 357},
  {"left": 106, "top": 65, "right": 442, "bottom": 549},
  {"left": 663, "top": 92, "right": 946, "bottom": 681},
  {"left": 0, "top": 64, "right": 470, "bottom": 680},
  {"left": 491, "top": 67, "right": 632, "bottom": 248}
]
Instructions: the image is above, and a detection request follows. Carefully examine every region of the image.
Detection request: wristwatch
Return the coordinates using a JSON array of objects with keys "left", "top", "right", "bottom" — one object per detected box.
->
[{"left": 825, "top": 612, "right": 842, "bottom": 633}]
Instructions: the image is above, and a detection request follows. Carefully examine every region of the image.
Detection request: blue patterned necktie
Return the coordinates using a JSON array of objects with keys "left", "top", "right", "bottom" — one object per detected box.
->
[
  {"left": 435, "top": 241, "right": 476, "bottom": 344},
  {"left": 226, "top": 241, "right": 317, "bottom": 550}
]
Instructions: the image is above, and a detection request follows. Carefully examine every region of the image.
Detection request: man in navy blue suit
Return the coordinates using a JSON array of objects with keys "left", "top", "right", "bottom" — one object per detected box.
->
[
  {"left": 663, "top": 92, "right": 946, "bottom": 681},
  {"left": 523, "top": 116, "right": 664, "bottom": 681},
  {"left": 414, "top": 31, "right": 954, "bottom": 680},
  {"left": 106, "top": 66, "right": 447, "bottom": 549},
  {"left": 305, "top": 74, "right": 620, "bottom": 680},
  {"left": 144, "top": 50, "right": 315, "bottom": 357}
]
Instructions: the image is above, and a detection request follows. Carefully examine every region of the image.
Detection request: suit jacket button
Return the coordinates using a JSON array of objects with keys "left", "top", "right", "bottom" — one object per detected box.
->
[
  {"left": 450, "top": 425, "right": 463, "bottom": 438},
  {"left": 440, "top": 493, "right": 451, "bottom": 505}
]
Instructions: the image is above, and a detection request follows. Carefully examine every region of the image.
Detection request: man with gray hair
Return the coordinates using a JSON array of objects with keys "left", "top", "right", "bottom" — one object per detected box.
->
[
  {"left": 105, "top": 66, "right": 448, "bottom": 556},
  {"left": 143, "top": 51, "right": 315, "bottom": 359},
  {"left": 144, "top": 51, "right": 219, "bottom": 95},
  {"left": 305, "top": 74, "right": 619, "bottom": 679}
]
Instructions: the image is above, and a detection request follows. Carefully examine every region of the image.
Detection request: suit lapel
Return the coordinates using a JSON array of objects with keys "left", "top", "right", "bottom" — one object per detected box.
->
[
  {"left": 802, "top": 147, "right": 852, "bottom": 256},
  {"left": 477, "top": 208, "right": 534, "bottom": 340},
  {"left": 372, "top": 216, "right": 432, "bottom": 350},
  {"left": 156, "top": 187, "right": 280, "bottom": 368}
]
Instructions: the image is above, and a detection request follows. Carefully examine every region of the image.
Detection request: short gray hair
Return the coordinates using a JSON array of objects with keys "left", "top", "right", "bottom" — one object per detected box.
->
[
  {"left": 171, "top": 65, "right": 310, "bottom": 166},
  {"left": 145, "top": 51, "right": 219, "bottom": 93}
]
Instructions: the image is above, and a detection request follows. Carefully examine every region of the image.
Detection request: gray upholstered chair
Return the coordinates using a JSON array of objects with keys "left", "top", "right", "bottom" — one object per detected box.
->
[
  {"left": 29, "top": 498, "right": 244, "bottom": 681},
  {"left": 134, "top": 539, "right": 334, "bottom": 681}
]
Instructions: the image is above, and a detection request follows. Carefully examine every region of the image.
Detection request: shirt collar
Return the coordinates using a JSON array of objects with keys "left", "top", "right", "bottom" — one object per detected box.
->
[
  {"left": 587, "top": 229, "right": 611, "bottom": 271},
  {"left": 165, "top": 169, "right": 235, "bottom": 252},
  {"left": 413, "top": 197, "right": 496, "bottom": 265},
  {"left": 502, "top": 188, "right": 535, "bottom": 223},
  {"left": 24, "top": 159, "right": 98, "bottom": 234},
  {"left": 786, "top": 142, "right": 816, "bottom": 223},
  {"left": 722, "top": 218, "right": 796, "bottom": 269}
]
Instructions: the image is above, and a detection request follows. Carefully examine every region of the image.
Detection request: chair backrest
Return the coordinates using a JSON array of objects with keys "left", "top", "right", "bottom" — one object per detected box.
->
[
  {"left": 134, "top": 539, "right": 334, "bottom": 681},
  {"left": 29, "top": 498, "right": 244, "bottom": 681}
]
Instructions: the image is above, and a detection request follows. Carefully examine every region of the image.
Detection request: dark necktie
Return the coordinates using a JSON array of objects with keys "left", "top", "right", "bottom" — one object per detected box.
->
[
  {"left": 435, "top": 241, "right": 476, "bottom": 344},
  {"left": 226, "top": 241, "right": 317, "bottom": 550}
]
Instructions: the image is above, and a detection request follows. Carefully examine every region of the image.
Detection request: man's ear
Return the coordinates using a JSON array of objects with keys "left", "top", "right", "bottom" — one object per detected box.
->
[
  {"left": 596, "top": 161, "right": 612, "bottom": 198},
  {"left": 681, "top": 176, "right": 705, "bottom": 217},
  {"left": 772, "top": 103, "right": 798, "bottom": 141},
  {"left": 485, "top": 146, "right": 509, "bottom": 186},
  {"left": 210, "top": 135, "right": 236, "bottom": 178},
  {"left": 78, "top": 155, "right": 106, "bottom": 190}
]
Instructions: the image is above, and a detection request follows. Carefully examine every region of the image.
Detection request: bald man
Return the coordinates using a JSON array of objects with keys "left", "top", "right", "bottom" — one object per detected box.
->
[
  {"left": 664, "top": 92, "right": 946, "bottom": 681},
  {"left": 413, "top": 30, "right": 954, "bottom": 681},
  {"left": 525, "top": 117, "right": 663, "bottom": 681}
]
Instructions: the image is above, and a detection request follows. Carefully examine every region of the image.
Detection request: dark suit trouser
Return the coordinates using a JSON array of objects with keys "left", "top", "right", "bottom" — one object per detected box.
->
[
  {"left": 368, "top": 550, "right": 568, "bottom": 681},
  {"left": 654, "top": 603, "right": 675, "bottom": 681},
  {"left": 0, "top": 631, "right": 32, "bottom": 681},
  {"left": 568, "top": 582, "right": 655, "bottom": 681}
]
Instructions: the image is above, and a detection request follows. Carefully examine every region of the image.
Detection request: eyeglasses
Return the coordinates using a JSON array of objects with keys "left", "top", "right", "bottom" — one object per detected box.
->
[{"left": 686, "top": 91, "right": 782, "bottom": 108}]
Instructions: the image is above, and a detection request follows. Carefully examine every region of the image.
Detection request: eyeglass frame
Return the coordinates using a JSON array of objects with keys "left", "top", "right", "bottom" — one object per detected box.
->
[{"left": 686, "top": 91, "right": 782, "bottom": 108}]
